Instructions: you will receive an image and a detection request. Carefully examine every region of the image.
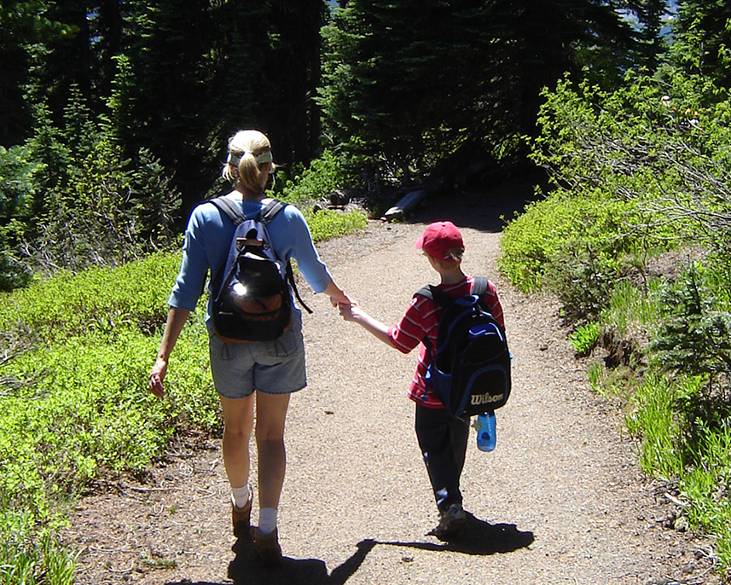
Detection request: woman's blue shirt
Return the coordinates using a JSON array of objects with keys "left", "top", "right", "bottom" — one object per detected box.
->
[{"left": 168, "top": 197, "right": 332, "bottom": 320}]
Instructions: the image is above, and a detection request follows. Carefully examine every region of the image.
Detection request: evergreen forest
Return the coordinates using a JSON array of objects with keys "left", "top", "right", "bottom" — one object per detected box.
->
[{"left": 0, "top": 1, "right": 729, "bottom": 582}]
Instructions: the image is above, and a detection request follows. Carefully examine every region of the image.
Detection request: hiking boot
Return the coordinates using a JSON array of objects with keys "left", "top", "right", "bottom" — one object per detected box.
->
[
  {"left": 231, "top": 493, "right": 253, "bottom": 539},
  {"left": 431, "top": 503, "right": 467, "bottom": 540},
  {"left": 253, "top": 527, "right": 282, "bottom": 567}
]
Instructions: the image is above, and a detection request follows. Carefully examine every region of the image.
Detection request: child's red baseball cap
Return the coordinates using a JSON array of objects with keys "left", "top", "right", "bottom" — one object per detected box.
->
[{"left": 416, "top": 221, "right": 464, "bottom": 260}]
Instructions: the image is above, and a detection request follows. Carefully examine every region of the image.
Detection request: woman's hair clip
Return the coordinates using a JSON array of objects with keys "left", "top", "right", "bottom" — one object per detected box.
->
[{"left": 227, "top": 149, "right": 273, "bottom": 167}]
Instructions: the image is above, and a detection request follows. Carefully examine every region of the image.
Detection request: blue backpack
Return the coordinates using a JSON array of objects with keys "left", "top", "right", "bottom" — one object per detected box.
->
[{"left": 416, "top": 277, "right": 511, "bottom": 417}]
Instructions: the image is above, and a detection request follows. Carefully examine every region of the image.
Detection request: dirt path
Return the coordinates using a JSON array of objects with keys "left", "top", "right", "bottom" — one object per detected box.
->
[{"left": 62, "top": 182, "right": 720, "bottom": 585}]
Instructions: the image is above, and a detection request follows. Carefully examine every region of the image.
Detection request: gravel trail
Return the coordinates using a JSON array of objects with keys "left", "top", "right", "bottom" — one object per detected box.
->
[{"left": 62, "top": 182, "right": 720, "bottom": 585}]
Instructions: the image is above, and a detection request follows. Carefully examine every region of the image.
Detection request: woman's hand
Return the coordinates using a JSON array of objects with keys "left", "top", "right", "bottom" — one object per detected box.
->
[
  {"left": 149, "top": 308, "right": 190, "bottom": 399},
  {"left": 329, "top": 290, "right": 353, "bottom": 307},
  {"left": 149, "top": 357, "right": 168, "bottom": 398},
  {"left": 324, "top": 280, "right": 352, "bottom": 307}
]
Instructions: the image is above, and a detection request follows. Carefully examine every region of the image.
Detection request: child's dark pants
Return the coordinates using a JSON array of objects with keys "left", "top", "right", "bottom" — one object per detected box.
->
[{"left": 415, "top": 404, "right": 470, "bottom": 512}]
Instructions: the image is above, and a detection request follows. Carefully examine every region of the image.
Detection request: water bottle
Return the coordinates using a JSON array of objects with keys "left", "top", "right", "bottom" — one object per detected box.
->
[{"left": 476, "top": 411, "right": 497, "bottom": 452}]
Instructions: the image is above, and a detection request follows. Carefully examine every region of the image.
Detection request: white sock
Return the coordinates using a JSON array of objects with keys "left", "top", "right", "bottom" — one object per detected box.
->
[
  {"left": 258, "top": 507, "right": 278, "bottom": 534},
  {"left": 231, "top": 484, "right": 251, "bottom": 509}
]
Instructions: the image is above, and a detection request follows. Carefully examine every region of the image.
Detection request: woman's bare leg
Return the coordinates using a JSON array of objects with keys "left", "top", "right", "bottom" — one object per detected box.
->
[
  {"left": 219, "top": 394, "right": 255, "bottom": 489},
  {"left": 254, "top": 392, "right": 290, "bottom": 510}
]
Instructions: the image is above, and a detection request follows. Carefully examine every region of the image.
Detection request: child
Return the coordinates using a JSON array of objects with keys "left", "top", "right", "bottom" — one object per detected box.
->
[{"left": 338, "top": 221, "right": 505, "bottom": 538}]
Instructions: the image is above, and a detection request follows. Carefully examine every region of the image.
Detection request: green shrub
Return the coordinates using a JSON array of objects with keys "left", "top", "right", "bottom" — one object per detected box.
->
[
  {"left": 0, "top": 325, "right": 217, "bottom": 522},
  {"left": 569, "top": 322, "right": 600, "bottom": 356},
  {"left": 507, "top": 69, "right": 731, "bottom": 581},
  {"left": 508, "top": 70, "right": 730, "bottom": 314},
  {"left": 0, "top": 145, "right": 38, "bottom": 292},
  {"left": 548, "top": 242, "right": 623, "bottom": 321},
  {"left": 0, "top": 251, "right": 181, "bottom": 343},
  {"left": 24, "top": 93, "right": 180, "bottom": 275},
  {"left": 278, "top": 150, "right": 351, "bottom": 204},
  {"left": 305, "top": 208, "right": 367, "bottom": 243},
  {"left": 653, "top": 259, "right": 731, "bottom": 380},
  {"left": 499, "top": 190, "right": 636, "bottom": 295}
]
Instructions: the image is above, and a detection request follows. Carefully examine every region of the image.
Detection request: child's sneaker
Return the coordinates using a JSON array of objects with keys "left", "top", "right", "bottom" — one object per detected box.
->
[
  {"left": 231, "top": 494, "right": 253, "bottom": 539},
  {"left": 253, "top": 527, "right": 282, "bottom": 566},
  {"left": 431, "top": 503, "right": 467, "bottom": 540}
]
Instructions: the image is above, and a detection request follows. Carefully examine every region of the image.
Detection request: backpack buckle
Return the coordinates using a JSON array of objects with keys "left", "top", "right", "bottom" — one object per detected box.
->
[{"left": 236, "top": 237, "right": 265, "bottom": 251}]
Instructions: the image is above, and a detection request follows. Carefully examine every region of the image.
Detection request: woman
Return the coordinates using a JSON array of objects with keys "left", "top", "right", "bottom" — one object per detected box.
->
[{"left": 149, "top": 129, "right": 351, "bottom": 565}]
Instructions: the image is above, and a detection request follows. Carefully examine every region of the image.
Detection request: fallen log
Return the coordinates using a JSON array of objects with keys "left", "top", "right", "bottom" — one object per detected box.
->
[{"left": 382, "top": 189, "right": 428, "bottom": 221}]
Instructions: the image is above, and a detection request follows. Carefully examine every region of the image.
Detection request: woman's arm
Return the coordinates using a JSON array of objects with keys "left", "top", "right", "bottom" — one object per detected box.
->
[{"left": 149, "top": 307, "right": 190, "bottom": 398}]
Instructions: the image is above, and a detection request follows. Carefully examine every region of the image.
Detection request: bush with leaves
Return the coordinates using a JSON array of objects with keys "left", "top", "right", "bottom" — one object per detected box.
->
[
  {"left": 510, "top": 67, "right": 731, "bottom": 579},
  {"left": 502, "top": 70, "right": 729, "bottom": 305},
  {"left": 0, "top": 251, "right": 181, "bottom": 344},
  {"left": 0, "top": 145, "right": 39, "bottom": 290},
  {"left": 276, "top": 150, "right": 352, "bottom": 204},
  {"left": 499, "top": 188, "right": 643, "bottom": 300},
  {"left": 0, "top": 326, "right": 216, "bottom": 523}
]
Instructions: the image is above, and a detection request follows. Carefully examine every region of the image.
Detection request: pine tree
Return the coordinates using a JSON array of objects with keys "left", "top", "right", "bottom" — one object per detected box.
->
[
  {"left": 628, "top": 0, "right": 669, "bottom": 72},
  {"left": 672, "top": 0, "right": 731, "bottom": 88},
  {"left": 0, "top": 1, "right": 69, "bottom": 145},
  {"left": 319, "top": 0, "right": 638, "bottom": 186},
  {"left": 122, "top": 0, "right": 215, "bottom": 210}
]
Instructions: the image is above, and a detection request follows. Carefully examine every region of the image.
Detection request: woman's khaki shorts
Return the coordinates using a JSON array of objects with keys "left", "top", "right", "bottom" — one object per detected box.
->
[{"left": 208, "top": 319, "right": 306, "bottom": 399}]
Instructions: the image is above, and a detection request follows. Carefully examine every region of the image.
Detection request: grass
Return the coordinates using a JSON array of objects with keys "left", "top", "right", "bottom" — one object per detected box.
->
[
  {"left": 624, "top": 372, "right": 731, "bottom": 577},
  {"left": 625, "top": 373, "right": 686, "bottom": 479},
  {"left": 599, "top": 279, "right": 663, "bottom": 338},
  {"left": 0, "top": 512, "right": 76, "bottom": 585}
]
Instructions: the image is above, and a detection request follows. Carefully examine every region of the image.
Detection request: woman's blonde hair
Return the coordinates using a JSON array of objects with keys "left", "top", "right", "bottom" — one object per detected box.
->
[{"left": 221, "top": 130, "right": 274, "bottom": 194}]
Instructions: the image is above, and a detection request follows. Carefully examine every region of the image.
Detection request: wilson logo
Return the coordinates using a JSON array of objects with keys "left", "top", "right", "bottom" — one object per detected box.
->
[{"left": 471, "top": 392, "right": 504, "bottom": 406}]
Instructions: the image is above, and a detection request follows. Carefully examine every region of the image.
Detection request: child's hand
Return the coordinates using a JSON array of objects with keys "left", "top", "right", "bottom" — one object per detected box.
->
[{"left": 338, "top": 302, "right": 360, "bottom": 322}]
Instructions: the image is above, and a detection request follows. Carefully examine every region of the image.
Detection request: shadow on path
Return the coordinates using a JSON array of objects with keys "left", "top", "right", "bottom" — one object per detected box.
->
[
  {"left": 411, "top": 176, "right": 539, "bottom": 234},
  {"left": 165, "top": 515, "right": 532, "bottom": 585},
  {"left": 380, "top": 513, "right": 534, "bottom": 556},
  {"left": 172, "top": 537, "right": 378, "bottom": 585}
]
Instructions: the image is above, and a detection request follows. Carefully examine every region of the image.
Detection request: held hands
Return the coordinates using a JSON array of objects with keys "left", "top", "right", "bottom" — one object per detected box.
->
[
  {"left": 148, "top": 357, "right": 168, "bottom": 398},
  {"left": 338, "top": 301, "right": 362, "bottom": 322},
  {"left": 328, "top": 287, "right": 353, "bottom": 308}
]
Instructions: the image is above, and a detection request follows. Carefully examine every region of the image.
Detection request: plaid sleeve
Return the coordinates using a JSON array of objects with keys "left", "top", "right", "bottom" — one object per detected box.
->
[{"left": 388, "top": 297, "right": 430, "bottom": 354}]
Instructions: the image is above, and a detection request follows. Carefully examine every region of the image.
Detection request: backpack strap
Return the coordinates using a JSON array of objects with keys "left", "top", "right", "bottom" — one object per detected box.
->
[
  {"left": 285, "top": 261, "right": 313, "bottom": 314},
  {"left": 257, "top": 199, "right": 314, "bottom": 315},
  {"left": 210, "top": 195, "right": 314, "bottom": 315},
  {"left": 414, "top": 284, "right": 451, "bottom": 308},
  {"left": 413, "top": 284, "right": 451, "bottom": 356},
  {"left": 259, "top": 198, "right": 287, "bottom": 224},
  {"left": 472, "top": 276, "right": 488, "bottom": 296},
  {"left": 210, "top": 195, "right": 287, "bottom": 225},
  {"left": 209, "top": 193, "right": 247, "bottom": 225}
]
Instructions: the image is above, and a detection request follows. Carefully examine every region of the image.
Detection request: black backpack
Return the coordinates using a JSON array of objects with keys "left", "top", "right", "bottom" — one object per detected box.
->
[
  {"left": 416, "top": 277, "right": 511, "bottom": 417},
  {"left": 210, "top": 195, "right": 312, "bottom": 343}
]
